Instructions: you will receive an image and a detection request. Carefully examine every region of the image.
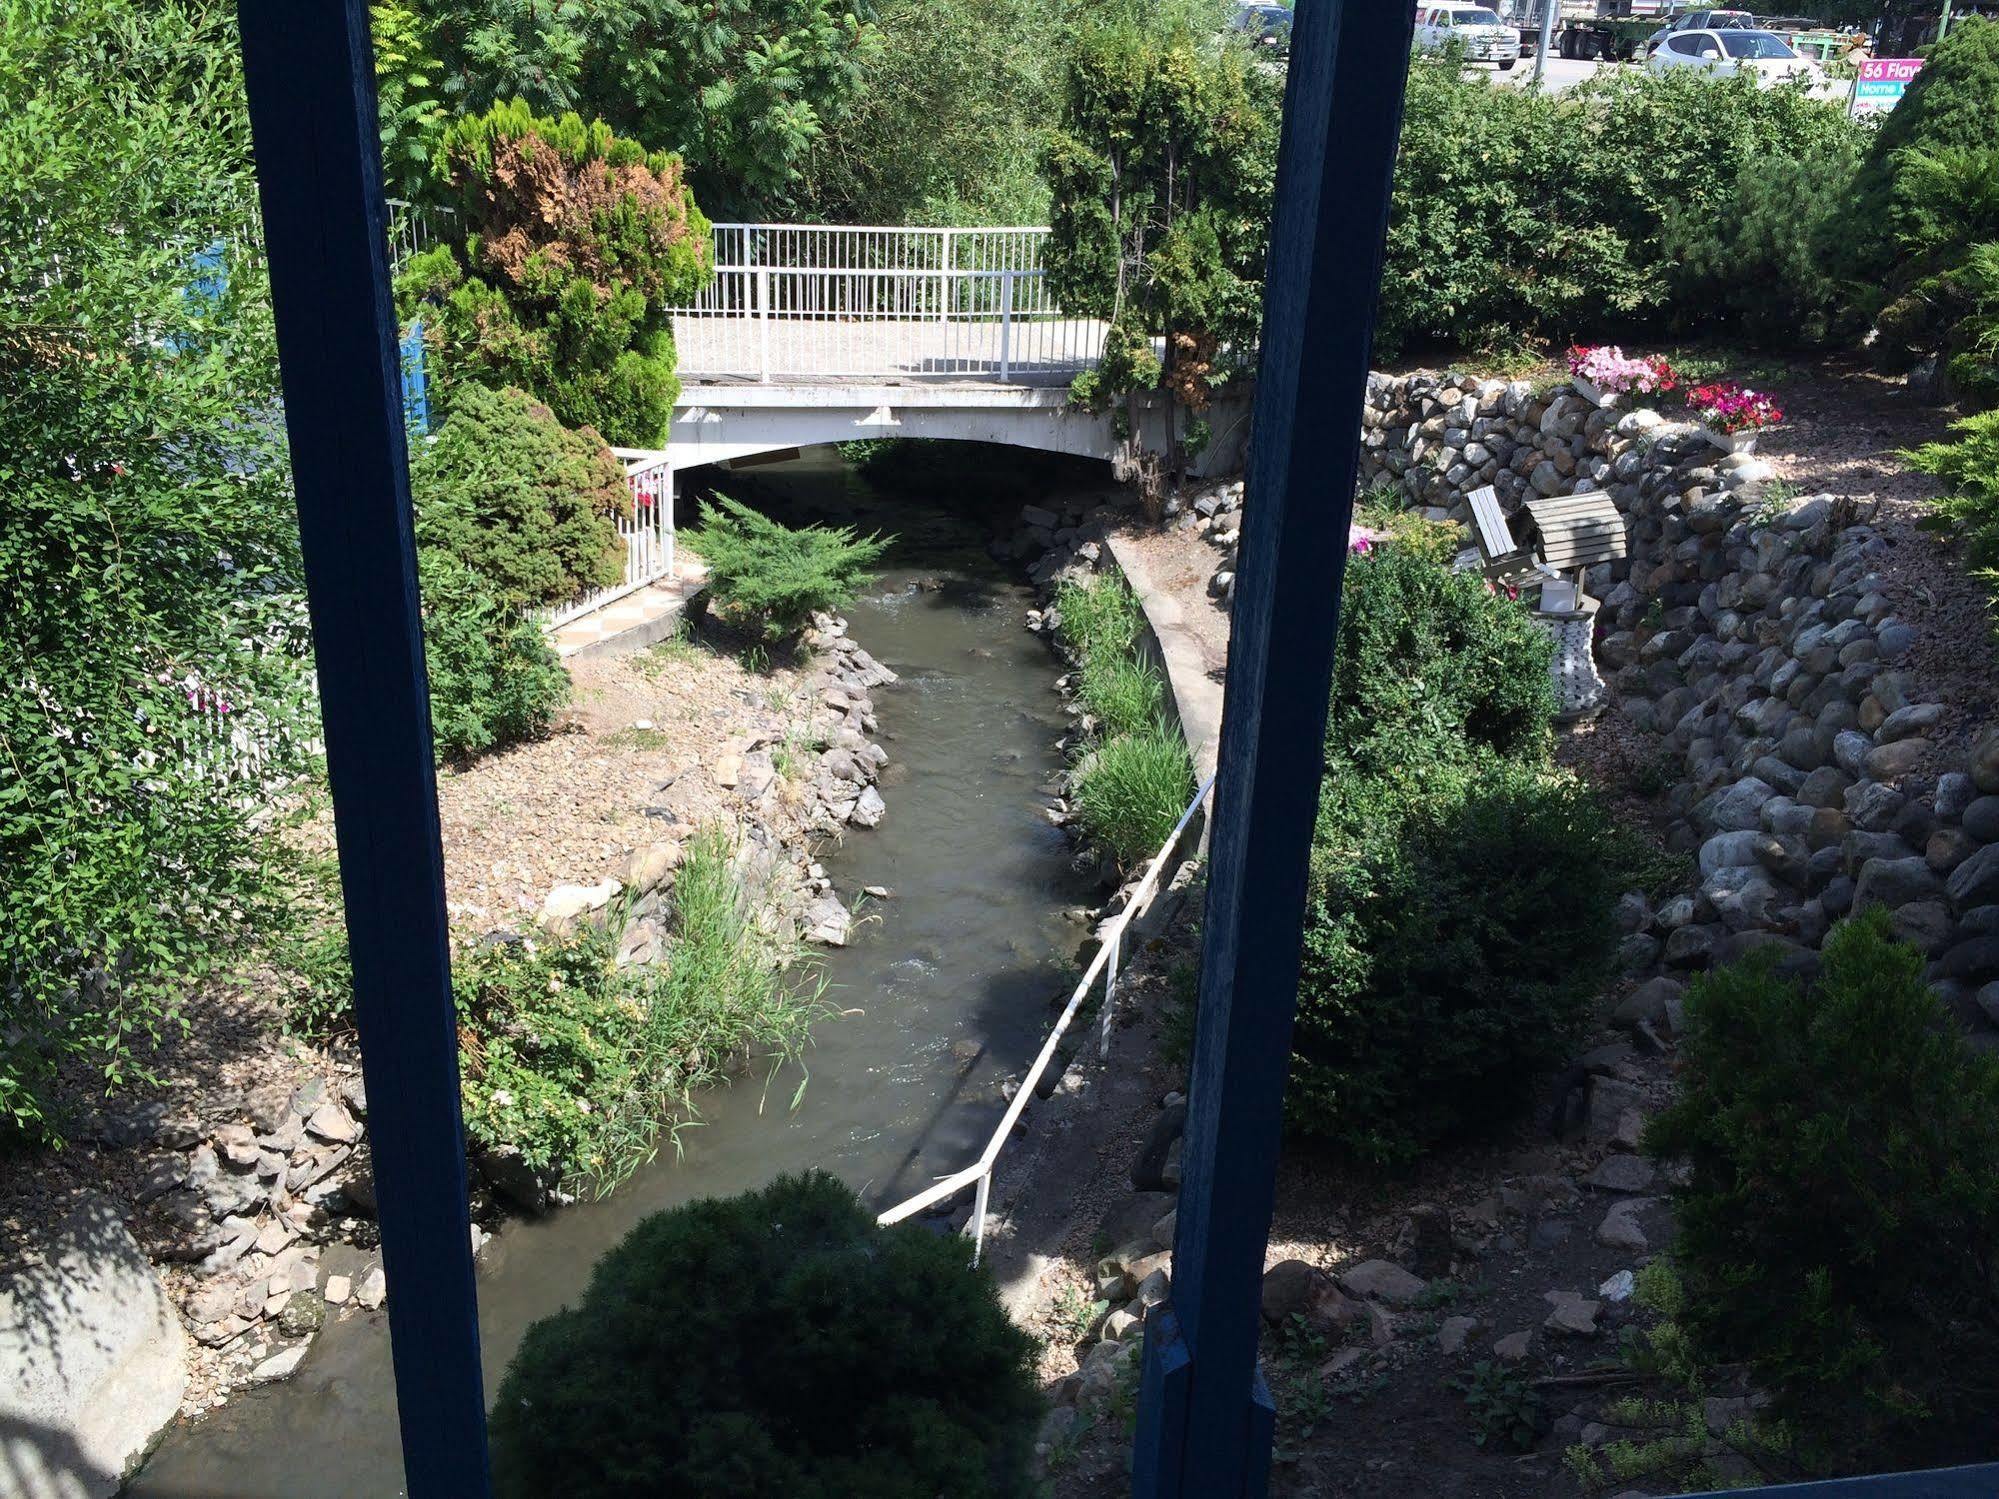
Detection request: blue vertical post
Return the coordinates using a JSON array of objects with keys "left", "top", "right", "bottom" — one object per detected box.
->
[
  {"left": 235, "top": 4, "right": 491, "bottom": 1494},
  {"left": 1130, "top": 1, "right": 1417, "bottom": 1494}
]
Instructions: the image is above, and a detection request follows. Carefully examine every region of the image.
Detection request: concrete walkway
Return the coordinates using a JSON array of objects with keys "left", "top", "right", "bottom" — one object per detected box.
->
[
  {"left": 547, "top": 560, "right": 709, "bottom": 661},
  {"left": 1104, "top": 534, "right": 1226, "bottom": 786}
]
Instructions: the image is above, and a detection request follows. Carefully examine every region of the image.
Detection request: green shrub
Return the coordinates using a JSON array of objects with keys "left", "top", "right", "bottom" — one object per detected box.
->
[
  {"left": 1078, "top": 651, "right": 1166, "bottom": 740},
  {"left": 420, "top": 549, "right": 570, "bottom": 761},
  {"left": 1826, "top": 18, "right": 1999, "bottom": 291},
  {"left": 1909, "top": 409, "right": 1999, "bottom": 583},
  {"left": 1071, "top": 724, "right": 1196, "bottom": 868},
  {"left": 1322, "top": 547, "right": 1554, "bottom": 791},
  {"left": 0, "top": 2, "right": 319, "bottom": 1140},
  {"left": 687, "top": 494, "right": 888, "bottom": 643},
  {"left": 400, "top": 99, "right": 712, "bottom": 447},
  {"left": 413, "top": 384, "right": 628, "bottom": 610},
  {"left": 1662, "top": 135, "right": 1861, "bottom": 348},
  {"left": 490, "top": 1170, "right": 1041, "bottom": 1497},
  {"left": 1289, "top": 762, "right": 1617, "bottom": 1166},
  {"left": 457, "top": 826, "right": 819, "bottom": 1189},
  {"left": 1644, "top": 909, "right": 1999, "bottom": 1468}
]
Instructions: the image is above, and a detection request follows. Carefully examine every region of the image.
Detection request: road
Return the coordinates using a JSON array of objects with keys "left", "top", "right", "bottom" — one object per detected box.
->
[{"left": 1486, "top": 55, "right": 1634, "bottom": 92}]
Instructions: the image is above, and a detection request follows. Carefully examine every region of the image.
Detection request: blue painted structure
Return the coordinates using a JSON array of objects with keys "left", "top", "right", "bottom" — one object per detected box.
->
[
  {"left": 228, "top": 3, "right": 1999, "bottom": 1496},
  {"left": 1131, "top": 0, "right": 1418, "bottom": 1490},
  {"left": 401, "top": 317, "right": 429, "bottom": 437},
  {"left": 235, "top": 4, "right": 490, "bottom": 1494}
]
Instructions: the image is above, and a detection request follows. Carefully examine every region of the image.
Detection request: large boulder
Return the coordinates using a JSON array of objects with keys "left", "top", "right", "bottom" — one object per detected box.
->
[{"left": 0, "top": 1194, "right": 187, "bottom": 1497}]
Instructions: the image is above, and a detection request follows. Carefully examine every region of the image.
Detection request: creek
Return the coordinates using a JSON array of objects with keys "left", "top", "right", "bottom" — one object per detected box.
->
[{"left": 131, "top": 455, "right": 1101, "bottom": 1498}]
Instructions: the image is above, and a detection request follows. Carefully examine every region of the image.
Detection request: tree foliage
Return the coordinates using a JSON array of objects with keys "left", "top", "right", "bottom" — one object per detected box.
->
[
  {"left": 0, "top": 0, "right": 318, "bottom": 1140},
  {"left": 1044, "top": 16, "right": 1278, "bottom": 421},
  {"left": 418, "top": 549, "right": 571, "bottom": 761},
  {"left": 371, "top": 0, "right": 451, "bottom": 202},
  {"left": 794, "top": 0, "right": 1061, "bottom": 224},
  {"left": 490, "top": 1170, "right": 1042, "bottom": 1497},
  {"left": 400, "top": 99, "right": 712, "bottom": 447},
  {"left": 416, "top": 0, "right": 880, "bottom": 218}
]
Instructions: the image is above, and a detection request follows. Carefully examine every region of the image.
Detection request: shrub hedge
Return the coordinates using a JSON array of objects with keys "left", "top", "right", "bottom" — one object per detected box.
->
[
  {"left": 1286, "top": 546, "right": 1615, "bottom": 1165},
  {"left": 1646, "top": 910, "right": 1999, "bottom": 1469},
  {"left": 418, "top": 549, "right": 570, "bottom": 762},
  {"left": 400, "top": 99, "right": 712, "bottom": 447},
  {"left": 413, "top": 384, "right": 628, "bottom": 612},
  {"left": 490, "top": 1171, "right": 1042, "bottom": 1497}
]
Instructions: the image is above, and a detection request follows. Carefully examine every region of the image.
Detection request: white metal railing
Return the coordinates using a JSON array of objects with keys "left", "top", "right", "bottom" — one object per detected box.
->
[
  {"left": 877, "top": 770, "right": 1217, "bottom": 1261},
  {"left": 670, "top": 224, "right": 1108, "bottom": 384},
  {"left": 541, "top": 449, "right": 676, "bottom": 629}
]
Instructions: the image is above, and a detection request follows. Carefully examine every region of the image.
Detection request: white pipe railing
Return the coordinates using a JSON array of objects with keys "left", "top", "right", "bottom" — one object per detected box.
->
[
  {"left": 542, "top": 449, "right": 675, "bottom": 629},
  {"left": 670, "top": 223, "right": 1107, "bottom": 384},
  {"left": 877, "top": 770, "right": 1217, "bottom": 1261}
]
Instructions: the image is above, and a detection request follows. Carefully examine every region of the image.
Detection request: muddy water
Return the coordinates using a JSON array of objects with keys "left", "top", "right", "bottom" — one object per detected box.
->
[{"left": 132, "top": 458, "right": 1098, "bottom": 1498}]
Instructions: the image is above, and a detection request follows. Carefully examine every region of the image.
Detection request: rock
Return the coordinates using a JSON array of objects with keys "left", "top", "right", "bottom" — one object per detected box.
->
[
  {"left": 1938, "top": 935, "right": 1999, "bottom": 983},
  {"left": 1103, "top": 1307, "right": 1142, "bottom": 1343},
  {"left": 323, "top": 1274, "right": 353, "bottom": 1306},
  {"left": 1880, "top": 703, "right": 1945, "bottom": 742},
  {"left": 1866, "top": 738, "right": 1931, "bottom": 781},
  {"left": 1595, "top": 1199, "right": 1651, "bottom": 1252},
  {"left": 1972, "top": 725, "right": 1999, "bottom": 794},
  {"left": 1261, "top": 1260, "right": 1361, "bottom": 1329},
  {"left": 618, "top": 840, "right": 682, "bottom": 894},
  {"left": 304, "top": 1101, "right": 359, "bottom": 1145},
  {"left": 1964, "top": 797, "right": 1999, "bottom": 845},
  {"left": 1706, "top": 777, "right": 1776, "bottom": 832},
  {"left": 540, "top": 879, "right": 619, "bottom": 926},
  {"left": 1613, "top": 977, "right": 1682, "bottom": 1031},
  {"left": 1543, "top": 1291, "right": 1601, "bottom": 1337},
  {"left": 1034, "top": 1405, "right": 1080, "bottom": 1462},
  {"left": 805, "top": 894, "right": 852, "bottom": 946},
  {"left": 1336, "top": 1259, "right": 1426, "bottom": 1307},
  {"left": 1584, "top": 1155, "right": 1657, "bottom": 1193},
  {"left": 1937, "top": 773, "right": 1976, "bottom": 823},
  {"left": 355, "top": 1264, "right": 387, "bottom": 1311},
  {"left": 1493, "top": 1330, "right": 1533, "bottom": 1362},
  {"left": 1948, "top": 843, "right": 1999, "bottom": 909},
  {"left": 1100, "top": 1193, "right": 1177, "bottom": 1265},
  {"left": 1437, "top": 1315, "right": 1480, "bottom": 1356},
  {"left": 250, "top": 1345, "right": 307, "bottom": 1384},
  {"left": 1853, "top": 856, "right": 1941, "bottom": 913},
  {"left": 1585, "top": 1077, "right": 1643, "bottom": 1142},
  {"left": 1977, "top": 981, "right": 1999, "bottom": 1028},
  {"left": 713, "top": 753, "right": 742, "bottom": 788},
  {"left": 851, "top": 785, "right": 886, "bottom": 828},
  {"left": 1130, "top": 1105, "right": 1187, "bottom": 1193},
  {"left": 0, "top": 1194, "right": 187, "bottom": 1497}
]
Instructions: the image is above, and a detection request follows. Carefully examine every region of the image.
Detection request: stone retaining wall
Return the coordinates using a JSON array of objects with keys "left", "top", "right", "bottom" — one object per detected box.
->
[{"left": 1361, "top": 370, "right": 1999, "bottom": 1043}]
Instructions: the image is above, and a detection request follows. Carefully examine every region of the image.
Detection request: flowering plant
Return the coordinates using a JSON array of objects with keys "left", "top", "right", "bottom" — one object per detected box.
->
[
  {"left": 1566, "top": 345, "right": 1677, "bottom": 397},
  {"left": 1348, "top": 523, "right": 1381, "bottom": 555},
  {"left": 1686, "top": 381, "right": 1784, "bottom": 434}
]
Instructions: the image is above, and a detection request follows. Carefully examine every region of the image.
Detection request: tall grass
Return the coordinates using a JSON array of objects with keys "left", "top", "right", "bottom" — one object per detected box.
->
[
  {"left": 1078, "top": 652, "right": 1167, "bottom": 740},
  {"left": 453, "top": 823, "right": 824, "bottom": 1197},
  {"left": 1072, "top": 729, "right": 1196, "bottom": 867},
  {"left": 1055, "top": 573, "right": 1144, "bottom": 661},
  {"left": 1054, "top": 571, "right": 1196, "bottom": 870}
]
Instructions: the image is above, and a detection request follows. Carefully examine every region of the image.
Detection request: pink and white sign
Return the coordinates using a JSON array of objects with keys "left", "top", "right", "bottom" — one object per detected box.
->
[{"left": 1852, "top": 57, "right": 1923, "bottom": 116}]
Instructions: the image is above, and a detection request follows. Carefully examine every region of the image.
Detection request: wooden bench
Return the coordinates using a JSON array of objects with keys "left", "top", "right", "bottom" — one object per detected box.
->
[{"left": 1465, "top": 485, "right": 1561, "bottom": 594}]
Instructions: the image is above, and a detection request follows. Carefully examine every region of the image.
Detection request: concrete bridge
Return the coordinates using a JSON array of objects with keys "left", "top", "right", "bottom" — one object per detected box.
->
[{"left": 551, "top": 223, "right": 1250, "bottom": 650}]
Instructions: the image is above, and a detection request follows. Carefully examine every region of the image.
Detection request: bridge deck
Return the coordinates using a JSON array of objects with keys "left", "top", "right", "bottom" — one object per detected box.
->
[{"left": 670, "top": 312, "right": 1107, "bottom": 386}]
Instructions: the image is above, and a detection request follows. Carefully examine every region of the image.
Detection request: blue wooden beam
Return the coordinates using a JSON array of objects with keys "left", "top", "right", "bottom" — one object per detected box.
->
[
  {"left": 1130, "top": 1, "right": 1417, "bottom": 1493},
  {"left": 234, "top": 5, "right": 492, "bottom": 1493}
]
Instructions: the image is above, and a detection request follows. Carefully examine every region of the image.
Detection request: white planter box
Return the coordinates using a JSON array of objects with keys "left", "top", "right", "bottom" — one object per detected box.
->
[
  {"left": 1703, "top": 427, "right": 1760, "bottom": 455},
  {"left": 1573, "top": 376, "right": 1618, "bottom": 409}
]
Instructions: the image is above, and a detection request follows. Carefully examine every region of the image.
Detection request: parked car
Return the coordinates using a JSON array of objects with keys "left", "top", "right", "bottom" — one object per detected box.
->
[
  {"left": 1228, "top": 2, "right": 1292, "bottom": 55},
  {"left": 1643, "top": 7, "right": 1752, "bottom": 51},
  {"left": 1413, "top": 2, "right": 1524, "bottom": 68},
  {"left": 1646, "top": 26, "right": 1822, "bottom": 82}
]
